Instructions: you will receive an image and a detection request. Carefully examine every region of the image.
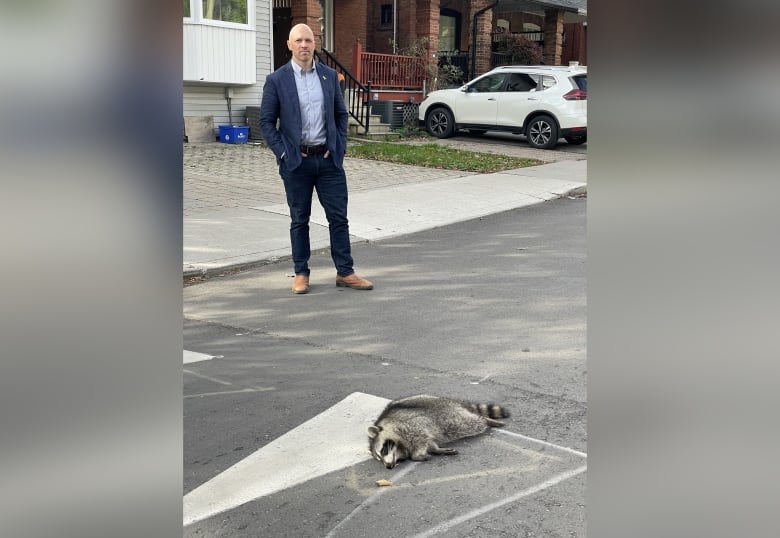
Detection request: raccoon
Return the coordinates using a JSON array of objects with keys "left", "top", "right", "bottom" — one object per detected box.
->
[{"left": 367, "top": 394, "right": 510, "bottom": 469}]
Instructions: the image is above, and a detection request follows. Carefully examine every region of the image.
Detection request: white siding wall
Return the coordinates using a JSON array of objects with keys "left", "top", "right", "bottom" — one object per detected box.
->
[
  {"left": 183, "top": 25, "right": 256, "bottom": 84},
  {"left": 183, "top": 1, "right": 273, "bottom": 135}
]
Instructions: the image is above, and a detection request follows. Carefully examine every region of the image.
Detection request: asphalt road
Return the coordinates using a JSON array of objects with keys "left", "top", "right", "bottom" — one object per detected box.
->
[{"left": 183, "top": 195, "right": 586, "bottom": 537}]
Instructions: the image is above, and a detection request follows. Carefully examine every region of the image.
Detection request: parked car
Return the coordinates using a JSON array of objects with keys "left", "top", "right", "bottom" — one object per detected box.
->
[{"left": 418, "top": 65, "right": 587, "bottom": 149}]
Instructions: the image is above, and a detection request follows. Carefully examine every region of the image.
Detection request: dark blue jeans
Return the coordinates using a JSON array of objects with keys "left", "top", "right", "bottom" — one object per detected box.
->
[{"left": 279, "top": 154, "right": 354, "bottom": 277}]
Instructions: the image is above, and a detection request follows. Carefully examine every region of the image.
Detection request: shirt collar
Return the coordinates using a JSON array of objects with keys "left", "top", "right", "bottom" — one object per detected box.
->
[{"left": 291, "top": 60, "right": 316, "bottom": 76}]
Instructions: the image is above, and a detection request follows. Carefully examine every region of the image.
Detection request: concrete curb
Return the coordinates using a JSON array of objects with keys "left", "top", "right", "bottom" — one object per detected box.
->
[{"left": 183, "top": 181, "right": 585, "bottom": 280}]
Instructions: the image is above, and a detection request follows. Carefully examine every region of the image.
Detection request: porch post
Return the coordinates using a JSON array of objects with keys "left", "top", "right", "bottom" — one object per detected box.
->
[
  {"left": 470, "top": 0, "right": 497, "bottom": 79},
  {"left": 416, "top": 0, "right": 440, "bottom": 87},
  {"left": 334, "top": 0, "right": 367, "bottom": 73},
  {"left": 291, "top": 0, "right": 323, "bottom": 49},
  {"left": 353, "top": 40, "right": 363, "bottom": 83},
  {"left": 543, "top": 9, "right": 565, "bottom": 65},
  {"left": 397, "top": 0, "right": 419, "bottom": 49}
]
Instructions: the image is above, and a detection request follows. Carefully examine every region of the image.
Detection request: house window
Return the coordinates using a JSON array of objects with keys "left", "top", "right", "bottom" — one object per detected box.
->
[
  {"left": 202, "top": 0, "right": 248, "bottom": 25},
  {"left": 380, "top": 5, "right": 393, "bottom": 28},
  {"left": 439, "top": 9, "right": 461, "bottom": 52},
  {"left": 320, "top": 0, "right": 334, "bottom": 51},
  {"left": 439, "top": 15, "right": 456, "bottom": 51},
  {"left": 184, "top": 1, "right": 253, "bottom": 27}
]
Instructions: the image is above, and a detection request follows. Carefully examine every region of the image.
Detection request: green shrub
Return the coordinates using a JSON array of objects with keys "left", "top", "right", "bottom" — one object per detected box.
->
[{"left": 494, "top": 34, "right": 543, "bottom": 65}]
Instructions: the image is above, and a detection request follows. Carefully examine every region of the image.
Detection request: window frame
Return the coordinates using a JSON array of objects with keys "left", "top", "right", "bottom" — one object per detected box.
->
[
  {"left": 527, "top": 74, "right": 557, "bottom": 91},
  {"left": 438, "top": 8, "right": 461, "bottom": 53},
  {"left": 379, "top": 4, "right": 393, "bottom": 29},
  {"left": 183, "top": 0, "right": 254, "bottom": 30}
]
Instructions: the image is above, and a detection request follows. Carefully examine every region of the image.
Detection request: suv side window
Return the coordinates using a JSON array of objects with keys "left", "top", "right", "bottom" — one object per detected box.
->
[
  {"left": 527, "top": 74, "right": 558, "bottom": 91},
  {"left": 542, "top": 75, "right": 557, "bottom": 89},
  {"left": 470, "top": 73, "right": 508, "bottom": 93},
  {"left": 506, "top": 73, "right": 537, "bottom": 92}
]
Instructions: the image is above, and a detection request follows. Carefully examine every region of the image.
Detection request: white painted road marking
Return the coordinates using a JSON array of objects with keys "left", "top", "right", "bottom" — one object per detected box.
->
[
  {"left": 409, "top": 465, "right": 588, "bottom": 538},
  {"left": 183, "top": 350, "right": 215, "bottom": 364},
  {"left": 184, "top": 387, "right": 275, "bottom": 399},
  {"left": 321, "top": 433, "right": 583, "bottom": 537},
  {"left": 183, "top": 369, "right": 232, "bottom": 386},
  {"left": 183, "top": 391, "right": 587, "bottom": 530},
  {"left": 496, "top": 429, "right": 588, "bottom": 458},
  {"left": 183, "top": 391, "right": 390, "bottom": 527},
  {"left": 323, "top": 462, "right": 420, "bottom": 538}
]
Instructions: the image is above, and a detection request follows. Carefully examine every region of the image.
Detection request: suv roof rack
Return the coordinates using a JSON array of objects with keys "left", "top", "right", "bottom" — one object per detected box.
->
[{"left": 492, "top": 65, "right": 584, "bottom": 71}]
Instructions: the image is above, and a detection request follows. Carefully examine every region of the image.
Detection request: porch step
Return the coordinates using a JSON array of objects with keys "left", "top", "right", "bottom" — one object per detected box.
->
[{"left": 348, "top": 115, "right": 395, "bottom": 138}]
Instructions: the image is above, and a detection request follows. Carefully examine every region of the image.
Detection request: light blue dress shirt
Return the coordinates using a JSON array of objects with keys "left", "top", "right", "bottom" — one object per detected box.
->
[{"left": 291, "top": 60, "right": 327, "bottom": 146}]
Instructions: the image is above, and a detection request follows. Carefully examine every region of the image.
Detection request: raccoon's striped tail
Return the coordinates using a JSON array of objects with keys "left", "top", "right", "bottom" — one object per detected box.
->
[{"left": 467, "top": 401, "right": 510, "bottom": 420}]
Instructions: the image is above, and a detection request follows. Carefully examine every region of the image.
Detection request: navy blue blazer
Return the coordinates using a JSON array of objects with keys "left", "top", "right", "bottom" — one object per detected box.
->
[{"left": 259, "top": 61, "right": 348, "bottom": 171}]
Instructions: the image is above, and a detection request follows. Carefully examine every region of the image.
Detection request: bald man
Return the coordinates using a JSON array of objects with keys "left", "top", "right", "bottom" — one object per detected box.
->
[{"left": 260, "top": 24, "right": 373, "bottom": 294}]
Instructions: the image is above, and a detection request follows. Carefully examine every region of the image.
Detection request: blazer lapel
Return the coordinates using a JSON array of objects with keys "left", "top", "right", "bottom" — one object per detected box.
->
[
  {"left": 315, "top": 63, "right": 332, "bottom": 106},
  {"left": 281, "top": 64, "right": 300, "bottom": 117}
]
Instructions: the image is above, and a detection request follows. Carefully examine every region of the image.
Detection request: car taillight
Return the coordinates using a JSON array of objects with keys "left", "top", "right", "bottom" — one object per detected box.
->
[{"left": 563, "top": 89, "right": 587, "bottom": 100}]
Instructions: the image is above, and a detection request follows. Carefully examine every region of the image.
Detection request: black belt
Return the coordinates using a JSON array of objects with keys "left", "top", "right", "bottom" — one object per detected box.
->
[{"left": 300, "top": 144, "right": 327, "bottom": 155}]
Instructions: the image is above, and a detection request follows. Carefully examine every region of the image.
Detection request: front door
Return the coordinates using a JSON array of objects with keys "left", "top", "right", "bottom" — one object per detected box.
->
[
  {"left": 273, "top": 7, "right": 292, "bottom": 70},
  {"left": 456, "top": 72, "right": 508, "bottom": 126},
  {"left": 495, "top": 72, "right": 539, "bottom": 128}
]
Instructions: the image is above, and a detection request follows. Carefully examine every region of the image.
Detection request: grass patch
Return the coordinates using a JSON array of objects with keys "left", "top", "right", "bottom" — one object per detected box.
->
[{"left": 347, "top": 142, "right": 543, "bottom": 173}]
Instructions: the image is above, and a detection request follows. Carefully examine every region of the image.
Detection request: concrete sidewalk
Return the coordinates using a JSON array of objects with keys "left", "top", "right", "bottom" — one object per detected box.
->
[{"left": 183, "top": 142, "right": 586, "bottom": 277}]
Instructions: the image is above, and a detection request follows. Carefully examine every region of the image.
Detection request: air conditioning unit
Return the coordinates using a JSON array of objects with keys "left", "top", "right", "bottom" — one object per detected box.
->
[{"left": 245, "top": 106, "right": 263, "bottom": 141}]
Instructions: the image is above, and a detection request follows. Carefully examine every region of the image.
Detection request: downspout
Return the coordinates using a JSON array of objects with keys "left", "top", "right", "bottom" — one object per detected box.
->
[
  {"left": 225, "top": 87, "right": 234, "bottom": 125},
  {"left": 470, "top": 1, "right": 498, "bottom": 80},
  {"left": 393, "top": 0, "right": 397, "bottom": 54}
]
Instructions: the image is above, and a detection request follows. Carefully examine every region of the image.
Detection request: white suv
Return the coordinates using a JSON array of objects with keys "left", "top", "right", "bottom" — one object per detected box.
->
[{"left": 418, "top": 65, "right": 587, "bottom": 149}]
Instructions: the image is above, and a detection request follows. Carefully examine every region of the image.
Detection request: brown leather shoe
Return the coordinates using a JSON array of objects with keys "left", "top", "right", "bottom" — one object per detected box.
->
[
  {"left": 336, "top": 273, "right": 373, "bottom": 290},
  {"left": 292, "top": 274, "right": 310, "bottom": 294}
]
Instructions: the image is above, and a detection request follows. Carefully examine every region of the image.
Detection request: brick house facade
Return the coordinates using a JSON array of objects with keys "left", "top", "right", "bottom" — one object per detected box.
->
[{"left": 278, "top": 0, "right": 586, "bottom": 82}]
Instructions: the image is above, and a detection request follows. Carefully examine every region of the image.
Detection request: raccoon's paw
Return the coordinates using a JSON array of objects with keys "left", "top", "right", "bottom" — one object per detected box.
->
[{"left": 430, "top": 447, "right": 458, "bottom": 456}]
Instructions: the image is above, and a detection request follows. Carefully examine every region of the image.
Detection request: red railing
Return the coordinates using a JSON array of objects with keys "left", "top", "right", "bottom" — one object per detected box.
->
[{"left": 354, "top": 41, "right": 426, "bottom": 91}]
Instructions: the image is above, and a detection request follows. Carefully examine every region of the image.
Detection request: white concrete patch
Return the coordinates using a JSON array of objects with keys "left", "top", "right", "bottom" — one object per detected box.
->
[
  {"left": 256, "top": 166, "right": 586, "bottom": 242},
  {"left": 182, "top": 207, "right": 330, "bottom": 273},
  {"left": 183, "top": 391, "right": 390, "bottom": 527},
  {"left": 501, "top": 159, "right": 588, "bottom": 183},
  {"left": 183, "top": 350, "right": 216, "bottom": 364}
]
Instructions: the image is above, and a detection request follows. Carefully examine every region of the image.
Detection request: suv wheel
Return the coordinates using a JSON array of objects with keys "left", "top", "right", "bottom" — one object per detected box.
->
[
  {"left": 426, "top": 107, "right": 455, "bottom": 138},
  {"left": 526, "top": 115, "right": 559, "bottom": 149}
]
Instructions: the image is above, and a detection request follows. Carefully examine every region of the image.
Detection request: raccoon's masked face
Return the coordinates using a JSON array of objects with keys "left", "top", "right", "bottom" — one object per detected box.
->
[{"left": 368, "top": 425, "right": 406, "bottom": 469}]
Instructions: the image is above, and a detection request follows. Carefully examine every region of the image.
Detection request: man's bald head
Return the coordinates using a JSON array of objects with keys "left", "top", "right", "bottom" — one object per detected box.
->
[
  {"left": 288, "top": 24, "right": 316, "bottom": 68},
  {"left": 289, "top": 23, "right": 314, "bottom": 41}
]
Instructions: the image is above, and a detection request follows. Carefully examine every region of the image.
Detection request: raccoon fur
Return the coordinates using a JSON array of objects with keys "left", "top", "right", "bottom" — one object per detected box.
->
[{"left": 367, "top": 394, "right": 510, "bottom": 469}]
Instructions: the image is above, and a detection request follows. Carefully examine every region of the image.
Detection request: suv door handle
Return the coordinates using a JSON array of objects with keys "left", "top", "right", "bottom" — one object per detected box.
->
[
  {"left": 487, "top": 98, "right": 496, "bottom": 101},
  {"left": 527, "top": 97, "right": 538, "bottom": 100}
]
